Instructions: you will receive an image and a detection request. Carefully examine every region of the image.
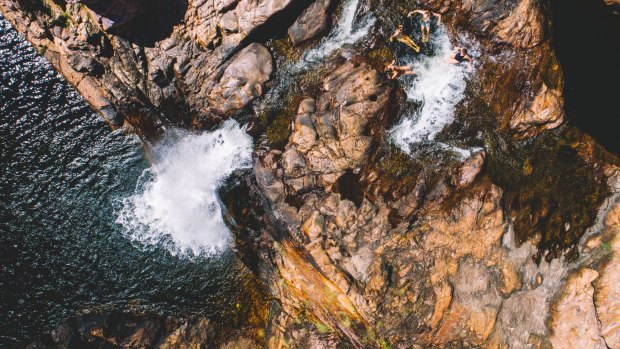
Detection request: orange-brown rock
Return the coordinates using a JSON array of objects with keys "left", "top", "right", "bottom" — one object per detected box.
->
[
  {"left": 0, "top": 0, "right": 317, "bottom": 131},
  {"left": 549, "top": 268, "right": 607, "bottom": 349},
  {"left": 594, "top": 188, "right": 620, "bottom": 348}
]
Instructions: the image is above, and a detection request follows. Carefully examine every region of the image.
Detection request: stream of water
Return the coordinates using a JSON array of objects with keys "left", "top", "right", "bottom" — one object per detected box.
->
[
  {"left": 298, "top": 0, "right": 375, "bottom": 66},
  {"left": 390, "top": 27, "right": 478, "bottom": 156},
  {"left": 259, "top": 0, "right": 375, "bottom": 111}
]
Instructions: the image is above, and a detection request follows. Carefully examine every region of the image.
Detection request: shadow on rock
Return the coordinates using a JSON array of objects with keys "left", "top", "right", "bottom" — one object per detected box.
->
[{"left": 71, "top": 0, "right": 188, "bottom": 47}]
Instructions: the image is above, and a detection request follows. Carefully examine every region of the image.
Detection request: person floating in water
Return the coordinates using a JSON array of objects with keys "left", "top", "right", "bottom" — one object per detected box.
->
[
  {"left": 385, "top": 60, "right": 416, "bottom": 79},
  {"left": 447, "top": 47, "right": 473, "bottom": 70},
  {"left": 408, "top": 9, "right": 442, "bottom": 42},
  {"left": 389, "top": 26, "right": 420, "bottom": 53}
]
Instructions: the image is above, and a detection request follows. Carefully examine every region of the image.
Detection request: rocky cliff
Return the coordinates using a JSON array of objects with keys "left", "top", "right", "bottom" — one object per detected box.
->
[{"left": 3, "top": 0, "right": 620, "bottom": 348}]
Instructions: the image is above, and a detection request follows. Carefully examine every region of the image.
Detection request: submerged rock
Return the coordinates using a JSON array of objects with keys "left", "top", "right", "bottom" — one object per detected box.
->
[{"left": 23, "top": 311, "right": 214, "bottom": 348}]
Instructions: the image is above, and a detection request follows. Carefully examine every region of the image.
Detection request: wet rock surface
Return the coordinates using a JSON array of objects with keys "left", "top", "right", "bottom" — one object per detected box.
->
[
  {"left": 20, "top": 310, "right": 261, "bottom": 349},
  {"left": 2, "top": 0, "right": 620, "bottom": 348},
  {"left": 0, "top": 0, "right": 312, "bottom": 134}
]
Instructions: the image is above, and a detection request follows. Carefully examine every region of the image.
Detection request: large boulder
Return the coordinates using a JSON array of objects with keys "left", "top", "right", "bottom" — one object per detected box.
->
[
  {"left": 287, "top": 0, "right": 332, "bottom": 45},
  {"left": 510, "top": 82, "right": 564, "bottom": 136},
  {"left": 0, "top": 0, "right": 305, "bottom": 131},
  {"left": 209, "top": 43, "right": 274, "bottom": 115}
]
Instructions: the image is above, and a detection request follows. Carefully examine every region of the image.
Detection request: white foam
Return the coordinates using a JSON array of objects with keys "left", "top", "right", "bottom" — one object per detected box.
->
[
  {"left": 117, "top": 120, "right": 253, "bottom": 255},
  {"left": 258, "top": 0, "right": 375, "bottom": 110},
  {"left": 391, "top": 28, "right": 475, "bottom": 153},
  {"left": 298, "top": 0, "right": 375, "bottom": 67}
]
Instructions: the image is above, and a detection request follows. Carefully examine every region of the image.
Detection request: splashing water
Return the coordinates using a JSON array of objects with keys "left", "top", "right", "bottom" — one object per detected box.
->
[
  {"left": 391, "top": 28, "right": 475, "bottom": 154},
  {"left": 117, "top": 120, "right": 253, "bottom": 255},
  {"left": 257, "top": 0, "right": 375, "bottom": 111},
  {"left": 297, "top": 0, "right": 375, "bottom": 67}
]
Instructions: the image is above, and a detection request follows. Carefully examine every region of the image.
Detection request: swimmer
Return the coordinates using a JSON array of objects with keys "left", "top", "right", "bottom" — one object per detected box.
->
[
  {"left": 385, "top": 60, "right": 416, "bottom": 79},
  {"left": 446, "top": 47, "right": 473, "bottom": 70},
  {"left": 408, "top": 9, "right": 442, "bottom": 38},
  {"left": 389, "top": 26, "right": 421, "bottom": 53}
]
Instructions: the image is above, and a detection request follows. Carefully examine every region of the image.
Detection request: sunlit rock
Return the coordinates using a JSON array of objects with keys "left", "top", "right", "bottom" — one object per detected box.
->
[
  {"left": 288, "top": 0, "right": 331, "bottom": 45},
  {"left": 209, "top": 43, "right": 273, "bottom": 115}
]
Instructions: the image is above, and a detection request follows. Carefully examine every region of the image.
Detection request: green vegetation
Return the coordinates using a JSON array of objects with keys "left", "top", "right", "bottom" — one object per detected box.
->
[
  {"left": 50, "top": 12, "right": 71, "bottom": 28},
  {"left": 264, "top": 112, "right": 291, "bottom": 150},
  {"left": 314, "top": 321, "right": 333, "bottom": 334},
  {"left": 377, "top": 144, "right": 421, "bottom": 181},
  {"left": 380, "top": 339, "right": 393, "bottom": 349},
  {"left": 272, "top": 37, "right": 302, "bottom": 62},
  {"left": 443, "top": 65, "right": 611, "bottom": 261},
  {"left": 600, "top": 242, "right": 612, "bottom": 254},
  {"left": 367, "top": 46, "right": 396, "bottom": 68}
]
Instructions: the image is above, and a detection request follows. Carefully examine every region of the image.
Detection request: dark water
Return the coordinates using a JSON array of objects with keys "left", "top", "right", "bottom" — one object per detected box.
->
[{"left": 0, "top": 15, "right": 263, "bottom": 346}]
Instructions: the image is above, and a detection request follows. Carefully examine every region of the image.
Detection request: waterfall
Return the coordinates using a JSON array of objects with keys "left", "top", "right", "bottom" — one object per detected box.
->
[
  {"left": 297, "top": 0, "right": 375, "bottom": 67},
  {"left": 256, "top": 0, "right": 375, "bottom": 113},
  {"left": 390, "top": 27, "right": 476, "bottom": 154},
  {"left": 117, "top": 120, "right": 253, "bottom": 255}
]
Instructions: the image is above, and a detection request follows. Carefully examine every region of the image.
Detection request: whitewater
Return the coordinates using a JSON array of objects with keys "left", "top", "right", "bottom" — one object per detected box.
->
[
  {"left": 390, "top": 27, "right": 477, "bottom": 155},
  {"left": 117, "top": 120, "right": 253, "bottom": 255},
  {"left": 117, "top": 0, "right": 373, "bottom": 255}
]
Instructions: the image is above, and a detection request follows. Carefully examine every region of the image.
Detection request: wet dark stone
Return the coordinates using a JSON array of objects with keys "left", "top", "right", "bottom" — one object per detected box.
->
[{"left": 487, "top": 128, "right": 610, "bottom": 261}]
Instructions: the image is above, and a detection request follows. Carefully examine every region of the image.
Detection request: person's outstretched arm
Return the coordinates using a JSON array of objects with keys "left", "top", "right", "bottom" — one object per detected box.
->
[
  {"left": 408, "top": 9, "right": 425, "bottom": 17},
  {"left": 434, "top": 12, "right": 442, "bottom": 23}
]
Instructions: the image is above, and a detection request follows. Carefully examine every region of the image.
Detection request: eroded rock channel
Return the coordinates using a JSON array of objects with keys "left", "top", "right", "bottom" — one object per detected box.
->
[{"left": 2, "top": 0, "right": 620, "bottom": 347}]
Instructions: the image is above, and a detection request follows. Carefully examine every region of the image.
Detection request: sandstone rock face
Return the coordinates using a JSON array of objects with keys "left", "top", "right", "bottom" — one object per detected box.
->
[
  {"left": 254, "top": 59, "right": 393, "bottom": 347},
  {"left": 0, "top": 0, "right": 314, "bottom": 131},
  {"left": 493, "top": 0, "right": 545, "bottom": 48},
  {"left": 252, "top": 58, "right": 572, "bottom": 348},
  {"left": 288, "top": 0, "right": 331, "bottom": 45},
  {"left": 254, "top": 125, "right": 620, "bottom": 349},
  {"left": 594, "top": 191, "right": 620, "bottom": 348},
  {"left": 549, "top": 268, "right": 607, "bottom": 349},
  {"left": 452, "top": 151, "right": 485, "bottom": 188},
  {"left": 3, "top": 0, "right": 620, "bottom": 347},
  {"left": 510, "top": 83, "right": 565, "bottom": 136},
  {"left": 444, "top": 0, "right": 565, "bottom": 136},
  {"left": 209, "top": 43, "right": 273, "bottom": 115}
]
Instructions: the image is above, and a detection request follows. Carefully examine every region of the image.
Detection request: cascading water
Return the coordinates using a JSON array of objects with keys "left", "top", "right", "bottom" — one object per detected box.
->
[
  {"left": 117, "top": 120, "right": 253, "bottom": 255},
  {"left": 118, "top": 0, "right": 375, "bottom": 257},
  {"left": 297, "top": 0, "right": 375, "bottom": 67},
  {"left": 260, "top": 0, "right": 375, "bottom": 108},
  {"left": 1, "top": 15, "right": 268, "bottom": 345},
  {"left": 390, "top": 27, "right": 476, "bottom": 155}
]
